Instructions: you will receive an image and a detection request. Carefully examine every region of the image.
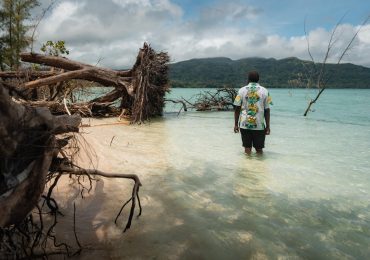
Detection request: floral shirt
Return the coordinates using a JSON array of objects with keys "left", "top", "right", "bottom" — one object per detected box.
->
[{"left": 233, "top": 83, "right": 272, "bottom": 130}]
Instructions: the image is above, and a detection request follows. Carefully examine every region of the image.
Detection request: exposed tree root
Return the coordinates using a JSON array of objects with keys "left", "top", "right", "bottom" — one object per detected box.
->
[
  {"left": 57, "top": 166, "right": 142, "bottom": 232},
  {"left": 0, "top": 197, "right": 82, "bottom": 259},
  {"left": 0, "top": 165, "right": 142, "bottom": 259},
  {"left": 0, "top": 83, "right": 143, "bottom": 259}
]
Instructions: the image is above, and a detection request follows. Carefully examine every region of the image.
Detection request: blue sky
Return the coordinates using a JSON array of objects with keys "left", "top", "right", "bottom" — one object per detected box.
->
[
  {"left": 35, "top": 0, "right": 370, "bottom": 68},
  {"left": 175, "top": 0, "right": 370, "bottom": 34}
]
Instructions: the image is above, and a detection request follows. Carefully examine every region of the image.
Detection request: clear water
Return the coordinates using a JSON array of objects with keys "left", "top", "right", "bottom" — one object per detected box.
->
[{"left": 60, "top": 88, "right": 370, "bottom": 259}]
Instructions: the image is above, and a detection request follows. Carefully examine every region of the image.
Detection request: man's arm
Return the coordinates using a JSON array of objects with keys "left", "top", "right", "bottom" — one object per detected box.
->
[
  {"left": 234, "top": 106, "right": 241, "bottom": 133},
  {"left": 264, "top": 108, "right": 270, "bottom": 135}
]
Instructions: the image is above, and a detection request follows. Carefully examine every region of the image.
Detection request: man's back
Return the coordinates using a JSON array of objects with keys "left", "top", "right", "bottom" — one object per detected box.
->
[{"left": 235, "top": 82, "right": 271, "bottom": 130}]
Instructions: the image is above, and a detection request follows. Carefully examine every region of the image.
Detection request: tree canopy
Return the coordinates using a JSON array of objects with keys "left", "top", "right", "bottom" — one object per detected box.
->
[
  {"left": 0, "top": 0, "right": 39, "bottom": 70},
  {"left": 169, "top": 57, "right": 370, "bottom": 88}
]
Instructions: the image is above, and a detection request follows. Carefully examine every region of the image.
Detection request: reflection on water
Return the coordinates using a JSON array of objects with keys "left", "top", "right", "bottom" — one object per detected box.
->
[{"left": 50, "top": 89, "right": 370, "bottom": 259}]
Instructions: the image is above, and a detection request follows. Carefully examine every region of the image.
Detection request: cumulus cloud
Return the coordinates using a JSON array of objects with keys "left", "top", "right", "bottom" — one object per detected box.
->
[{"left": 31, "top": 0, "right": 370, "bottom": 68}]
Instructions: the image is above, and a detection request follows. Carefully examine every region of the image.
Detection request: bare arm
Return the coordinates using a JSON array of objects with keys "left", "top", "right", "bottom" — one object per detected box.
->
[
  {"left": 234, "top": 106, "right": 241, "bottom": 133},
  {"left": 264, "top": 108, "right": 270, "bottom": 135}
]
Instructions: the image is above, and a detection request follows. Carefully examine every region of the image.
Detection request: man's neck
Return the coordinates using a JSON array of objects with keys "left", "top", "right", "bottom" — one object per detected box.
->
[{"left": 248, "top": 82, "right": 259, "bottom": 87}]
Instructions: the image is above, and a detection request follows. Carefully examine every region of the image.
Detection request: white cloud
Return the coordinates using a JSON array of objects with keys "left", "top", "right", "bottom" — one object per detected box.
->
[
  {"left": 32, "top": 0, "right": 370, "bottom": 68},
  {"left": 38, "top": 1, "right": 82, "bottom": 35}
]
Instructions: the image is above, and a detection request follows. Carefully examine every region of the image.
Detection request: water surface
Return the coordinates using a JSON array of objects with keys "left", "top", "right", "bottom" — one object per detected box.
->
[{"left": 55, "top": 88, "right": 370, "bottom": 259}]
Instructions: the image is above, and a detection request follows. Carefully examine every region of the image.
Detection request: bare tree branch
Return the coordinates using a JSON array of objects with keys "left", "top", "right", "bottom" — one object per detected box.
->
[{"left": 303, "top": 14, "right": 370, "bottom": 116}]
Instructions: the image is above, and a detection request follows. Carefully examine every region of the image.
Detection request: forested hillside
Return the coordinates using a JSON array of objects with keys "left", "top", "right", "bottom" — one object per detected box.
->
[{"left": 169, "top": 57, "right": 370, "bottom": 88}]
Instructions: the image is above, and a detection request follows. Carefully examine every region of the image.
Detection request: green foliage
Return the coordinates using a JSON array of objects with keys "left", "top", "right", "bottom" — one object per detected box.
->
[
  {"left": 40, "top": 40, "right": 69, "bottom": 56},
  {"left": 31, "top": 63, "right": 39, "bottom": 70},
  {"left": 169, "top": 57, "right": 370, "bottom": 88},
  {"left": 0, "top": 0, "right": 40, "bottom": 70}
]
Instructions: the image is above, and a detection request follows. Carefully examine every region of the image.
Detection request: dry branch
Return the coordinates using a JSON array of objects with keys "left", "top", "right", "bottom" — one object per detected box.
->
[
  {"left": 20, "top": 53, "right": 133, "bottom": 94},
  {"left": 175, "top": 86, "right": 237, "bottom": 112},
  {"left": 0, "top": 70, "right": 57, "bottom": 79},
  {"left": 302, "top": 15, "right": 370, "bottom": 116}
]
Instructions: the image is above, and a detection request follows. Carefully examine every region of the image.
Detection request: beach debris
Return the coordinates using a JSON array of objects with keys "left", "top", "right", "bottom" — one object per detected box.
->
[{"left": 171, "top": 86, "right": 237, "bottom": 112}]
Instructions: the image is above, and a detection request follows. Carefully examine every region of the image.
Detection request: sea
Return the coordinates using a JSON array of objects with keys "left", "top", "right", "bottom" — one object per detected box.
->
[{"left": 63, "top": 88, "right": 370, "bottom": 259}]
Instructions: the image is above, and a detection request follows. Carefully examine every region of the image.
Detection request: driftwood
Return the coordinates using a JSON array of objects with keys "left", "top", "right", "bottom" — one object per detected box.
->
[
  {"left": 0, "top": 85, "right": 142, "bottom": 258},
  {"left": 173, "top": 87, "right": 237, "bottom": 112},
  {"left": 0, "top": 43, "right": 170, "bottom": 123}
]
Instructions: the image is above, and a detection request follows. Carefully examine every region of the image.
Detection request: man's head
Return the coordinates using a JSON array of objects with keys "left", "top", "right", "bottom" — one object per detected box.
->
[{"left": 248, "top": 71, "right": 259, "bottom": 83}]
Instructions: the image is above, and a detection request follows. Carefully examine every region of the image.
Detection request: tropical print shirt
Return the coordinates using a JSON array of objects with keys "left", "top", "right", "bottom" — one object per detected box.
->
[{"left": 233, "top": 82, "right": 272, "bottom": 130}]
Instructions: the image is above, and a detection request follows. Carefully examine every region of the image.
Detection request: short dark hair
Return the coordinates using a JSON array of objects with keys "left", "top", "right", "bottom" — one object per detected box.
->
[{"left": 248, "top": 71, "right": 259, "bottom": 83}]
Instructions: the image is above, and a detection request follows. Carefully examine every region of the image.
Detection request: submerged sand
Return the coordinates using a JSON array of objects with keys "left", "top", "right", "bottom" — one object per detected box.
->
[
  {"left": 50, "top": 115, "right": 275, "bottom": 259},
  {"left": 51, "top": 117, "right": 191, "bottom": 259},
  {"left": 46, "top": 108, "right": 370, "bottom": 260}
]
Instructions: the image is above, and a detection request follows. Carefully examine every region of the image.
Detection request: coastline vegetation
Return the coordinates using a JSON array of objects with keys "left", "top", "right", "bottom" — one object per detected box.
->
[{"left": 169, "top": 57, "right": 370, "bottom": 88}]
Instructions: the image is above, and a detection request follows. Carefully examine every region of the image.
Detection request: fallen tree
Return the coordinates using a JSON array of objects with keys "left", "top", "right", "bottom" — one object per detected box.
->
[
  {"left": 0, "top": 43, "right": 165, "bottom": 258},
  {"left": 0, "top": 42, "right": 170, "bottom": 258},
  {"left": 0, "top": 42, "right": 170, "bottom": 123}
]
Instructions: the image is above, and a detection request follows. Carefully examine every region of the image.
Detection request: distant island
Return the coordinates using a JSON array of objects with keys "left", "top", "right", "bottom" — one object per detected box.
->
[{"left": 168, "top": 57, "right": 370, "bottom": 88}]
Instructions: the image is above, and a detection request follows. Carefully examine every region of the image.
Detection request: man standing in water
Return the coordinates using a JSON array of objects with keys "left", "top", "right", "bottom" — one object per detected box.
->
[{"left": 233, "top": 71, "right": 272, "bottom": 155}]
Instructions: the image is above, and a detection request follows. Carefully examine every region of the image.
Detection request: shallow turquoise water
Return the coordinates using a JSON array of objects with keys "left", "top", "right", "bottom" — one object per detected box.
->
[
  {"left": 70, "top": 88, "right": 370, "bottom": 259},
  {"left": 149, "top": 88, "right": 370, "bottom": 259}
]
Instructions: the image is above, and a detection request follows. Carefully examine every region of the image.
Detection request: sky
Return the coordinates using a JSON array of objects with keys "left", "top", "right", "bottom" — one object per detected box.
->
[{"left": 32, "top": 0, "right": 370, "bottom": 68}]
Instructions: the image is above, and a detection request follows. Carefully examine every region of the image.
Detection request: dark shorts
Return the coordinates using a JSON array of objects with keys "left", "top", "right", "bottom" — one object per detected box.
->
[{"left": 240, "top": 128, "right": 266, "bottom": 149}]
